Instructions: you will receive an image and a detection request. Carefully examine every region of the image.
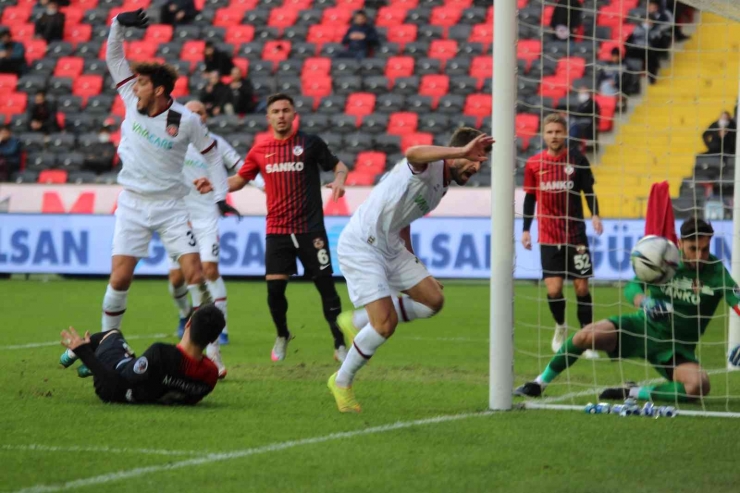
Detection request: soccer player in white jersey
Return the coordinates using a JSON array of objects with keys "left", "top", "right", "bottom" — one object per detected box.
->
[
  {"left": 327, "top": 127, "right": 494, "bottom": 412},
  {"left": 59, "top": 9, "right": 232, "bottom": 377}
]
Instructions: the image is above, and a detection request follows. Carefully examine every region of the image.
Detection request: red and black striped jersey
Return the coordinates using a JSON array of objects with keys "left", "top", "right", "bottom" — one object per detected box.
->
[{"left": 238, "top": 131, "right": 338, "bottom": 235}]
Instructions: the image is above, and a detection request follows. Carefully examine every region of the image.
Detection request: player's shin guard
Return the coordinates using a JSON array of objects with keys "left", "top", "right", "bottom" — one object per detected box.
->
[
  {"left": 393, "top": 295, "right": 436, "bottom": 322},
  {"left": 102, "top": 284, "right": 128, "bottom": 332},
  {"left": 547, "top": 294, "right": 566, "bottom": 326},
  {"left": 207, "top": 277, "right": 228, "bottom": 335},
  {"left": 188, "top": 283, "right": 211, "bottom": 309},
  {"left": 576, "top": 293, "right": 593, "bottom": 328},
  {"left": 314, "top": 276, "right": 344, "bottom": 348},
  {"left": 168, "top": 282, "right": 191, "bottom": 318},
  {"left": 336, "top": 324, "right": 386, "bottom": 387},
  {"left": 535, "top": 334, "right": 585, "bottom": 387},
  {"left": 267, "top": 280, "right": 290, "bottom": 338}
]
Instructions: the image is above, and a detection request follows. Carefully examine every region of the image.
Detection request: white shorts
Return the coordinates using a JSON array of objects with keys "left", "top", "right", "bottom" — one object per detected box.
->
[
  {"left": 112, "top": 190, "right": 199, "bottom": 260},
  {"left": 168, "top": 205, "right": 220, "bottom": 270},
  {"left": 338, "top": 228, "right": 431, "bottom": 308}
]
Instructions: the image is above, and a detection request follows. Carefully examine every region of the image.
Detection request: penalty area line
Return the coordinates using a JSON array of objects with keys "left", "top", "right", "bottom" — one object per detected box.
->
[
  {"left": 0, "top": 334, "right": 170, "bottom": 351},
  {"left": 11, "top": 411, "right": 494, "bottom": 493},
  {"left": 0, "top": 444, "right": 202, "bottom": 457}
]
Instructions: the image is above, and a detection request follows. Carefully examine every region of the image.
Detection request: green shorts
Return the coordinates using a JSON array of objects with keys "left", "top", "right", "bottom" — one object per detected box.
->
[{"left": 606, "top": 313, "right": 699, "bottom": 380}]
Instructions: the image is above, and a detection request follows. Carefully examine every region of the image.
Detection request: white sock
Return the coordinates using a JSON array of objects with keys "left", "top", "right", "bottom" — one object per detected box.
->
[
  {"left": 534, "top": 375, "right": 548, "bottom": 388},
  {"left": 65, "top": 348, "right": 76, "bottom": 359},
  {"left": 168, "top": 282, "right": 191, "bottom": 318},
  {"left": 628, "top": 386, "right": 641, "bottom": 399},
  {"left": 188, "top": 283, "right": 212, "bottom": 309},
  {"left": 352, "top": 309, "right": 369, "bottom": 329},
  {"left": 207, "top": 277, "right": 228, "bottom": 334},
  {"left": 102, "top": 284, "right": 128, "bottom": 332},
  {"left": 392, "top": 295, "right": 436, "bottom": 322},
  {"left": 336, "top": 323, "right": 387, "bottom": 387}
]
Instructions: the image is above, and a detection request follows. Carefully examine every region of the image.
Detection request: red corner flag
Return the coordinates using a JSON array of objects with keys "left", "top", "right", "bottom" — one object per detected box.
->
[{"left": 644, "top": 181, "right": 678, "bottom": 244}]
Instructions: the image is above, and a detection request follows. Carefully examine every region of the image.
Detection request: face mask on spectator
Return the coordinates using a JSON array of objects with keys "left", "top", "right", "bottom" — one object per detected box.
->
[
  {"left": 719, "top": 118, "right": 730, "bottom": 128},
  {"left": 98, "top": 132, "right": 111, "bottom": 143},
  {"left": 577, "top": 93, "right": 590, "bottom": 103},
  {"left": 642, "top": 22, "right": 651, "bottom": 29}
]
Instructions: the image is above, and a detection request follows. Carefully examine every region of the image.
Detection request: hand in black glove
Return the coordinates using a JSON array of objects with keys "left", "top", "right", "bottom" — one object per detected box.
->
[
  {"left": 217, "top": 200, "right": 241, "bottom": 220},
  {"left": 116, "top": 9, "right": 149, "bottom": 28}
]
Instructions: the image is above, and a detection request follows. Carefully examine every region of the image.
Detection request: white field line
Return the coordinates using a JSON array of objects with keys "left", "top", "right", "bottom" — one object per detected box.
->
[
  {"left": 0, "top": 444, "right": 201, "bottom": 457},
  {"left": 11, "top": 411, "right": 494, "bottom": 493},
  {"left": 0, "top": 334, "right": 169, "bottom": 351}
]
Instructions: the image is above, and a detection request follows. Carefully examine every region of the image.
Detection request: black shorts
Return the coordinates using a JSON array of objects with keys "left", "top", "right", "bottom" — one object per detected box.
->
[
  {"left": 265, "top": 231, "right": 333, "bottom": 278},
  {"left": 95, "top": 331, "right": 136, "bottom": 372},
  {"left": 540, "top": 244, "right": 593, "bottom": 279}
]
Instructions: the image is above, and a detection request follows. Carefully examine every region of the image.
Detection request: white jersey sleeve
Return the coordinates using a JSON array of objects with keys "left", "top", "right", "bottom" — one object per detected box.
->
[
  {"left": 106, "top": 18, "right": 136, "bottom": 105},
  {"left": 213, "top": 134, "right": 242, "bottom": 171},
  {"left": 188, "top": 119, "right": 227, "bottom": 202}
]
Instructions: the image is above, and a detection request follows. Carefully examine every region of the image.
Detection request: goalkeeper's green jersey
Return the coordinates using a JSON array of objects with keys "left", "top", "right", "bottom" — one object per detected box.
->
[{"left": 624, "top": 254, "right": 740, "bottom": 347}]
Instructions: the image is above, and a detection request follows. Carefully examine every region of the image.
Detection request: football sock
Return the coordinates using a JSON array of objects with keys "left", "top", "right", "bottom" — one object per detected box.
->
[
  {"left": 576, "top": 293, "right": 593, "bottom": 328},
  {"left": 207, "top": 277, "right": 228, "bottom": 335},
  {"left": 336, "top": 323, "right": 386, "bottom": 387},
  {"left": 547, "top": 294, "right": 566, "bottom": 326},
  {"left": 631, "top": 382, "right": 692, "bottom": 402},
  {"left": 102, "top": 284, "right": 128, "bottom": 332},
  {"left": 188, "top": 283, "right": 211, "bottom": 309},
  {"left": 537, "top": 334, "right": 584, "bottom": 385},
  {"left": 314, "top": 277, "right": 344, "bottom": 348},
  {"left": 352, "top": 309, "right": 369, "bottom": 329},
  {"left": 267, "top": 280, "right": 290, "bottom": 338},
  {"left": 168, "top": 282, "right": 191, "bottom": 319},
  {"left": 351, "top": 295, "right": 435, "bottom": 329}
]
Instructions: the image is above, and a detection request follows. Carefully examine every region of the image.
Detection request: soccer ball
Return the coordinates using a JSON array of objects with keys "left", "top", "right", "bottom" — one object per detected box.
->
[{"left": 630, "top": 235, "right": 680, "bottom": 285}]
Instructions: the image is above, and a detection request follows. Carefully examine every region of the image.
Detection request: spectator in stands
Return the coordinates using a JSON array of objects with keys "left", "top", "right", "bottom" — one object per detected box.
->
[
  {"left": 550, "top": 0, "right": 582, "bottom": 41},
  {"left": 27, "top": 91, "right": 57, "bottom": 134},
  {"left": 160, "top": 0, "right": 198, "bottom": 26},
  {"left": 626, "top": 16, "right": 663, "bottom": 84},
  {"left": 225, "top": 66, "right": 255, "bottom": 115},
  {"left": 703, "top": 111, "right": 737, "bottom": 156},
  {"left": 0, "top": 29, "right": 27, "bottom": 76},
  {"left": 336, "top": 10, "right": 380, "bottom": 60},
  {"left": 647, "top": 0, "right": 673, "bottom": 50},
  {"left": 83, "top": 123, "right": 117, "bottom": 174},
  {"left": 598, "top": 48, "right": 623, "bottom": 96},
  {"left": 35, "top": 1, "right": 66, "bottom": 44},
  {"left": 203, "top": 41, "right": 234, "bottom": 76},
  {"left": 569, "top": 87, "right": 600, "bottom": 144},
  {"left": 0, "top": 125, "right": 22, "bottom": 182},
  {"left": 200, "top": 71, "right": 231, "bottom": 117}
]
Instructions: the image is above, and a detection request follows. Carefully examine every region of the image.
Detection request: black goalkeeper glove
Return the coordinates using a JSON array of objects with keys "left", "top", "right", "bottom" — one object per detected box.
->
[
  {"left": 116, "top": 9, "right": 149, "bottom": 28},
  {"left": 217, "top": 200, "right": 241, "bottom": 220}
]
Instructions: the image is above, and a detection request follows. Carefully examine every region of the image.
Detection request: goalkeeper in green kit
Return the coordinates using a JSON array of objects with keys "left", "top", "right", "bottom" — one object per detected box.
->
[{"left": 516, "top": 217, "right": 740, "bottom": 402}]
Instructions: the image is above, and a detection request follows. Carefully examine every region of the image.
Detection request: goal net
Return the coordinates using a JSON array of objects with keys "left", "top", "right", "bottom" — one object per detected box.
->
[{"left": 500, "top": 0, "right": 740, "bottom": 417}]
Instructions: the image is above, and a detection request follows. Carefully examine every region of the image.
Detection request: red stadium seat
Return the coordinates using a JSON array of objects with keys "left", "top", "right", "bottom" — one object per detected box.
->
[
  {"left": 171, "top": 76, "right": 189, "bottom": 98},
  {"left": 54, "top": 56, "right": 84, "bottom": 78},
  {"left": 444, "top": 0, "right": 472, "bottom": 9},
  {"left": 73, "top": 74, "right": 104, "bottom": 102},
  {"left": 302, "top": 57, "right": 331, "bottom": 79},
  {"left": 262, "top": 41, "right": 291, "bottom": 62},
  {"left": 233, "top": 57, "right": 249, "bottom": 76},
  {"left": 469, "top": 55, "right": 492, "bottom": 87},
  {"left": 64, "top": 24, "right": 92, "bottom": 45},
  {"left": 307, "top": 25, "right": 342, "bottom": 47},
  {"left": 322, "top": 7, "right": 353, "bottom": 26},
  {"left": 213, "top": 8, "right": 244, "bottom": 27},
  {"left": 283, "top": 0, "right": 314, "bottom": 9},
  {"left": 556, "top": 57, "right": 586, "bottom": 82},
  {"left": 107, "top": 7, "right": 126, "bottom": 24},
  {"left": 345, "top": 170, "right": 376, "bottom": 186},
  {"left": 269, "top": 7, "right": 298, "bottom": 29},
  {"left": 146, "top": 24, "right": 173, "bottom": 44},
  {"left": 61, "top": 7, "right": 84, "bottom": 27},
  {"left": 419, "top": 74, "right": 449, "bottom": 106},
  {"left": 345, "top": 93, "right": 376, "bottom": 123},
  {"left": 517, "top": 39, "right": 541, "bottom": 69},
  {"left": 1, "top": 7, "right": 31, "bottom": 24},
  {"left": 354, "top": 151, "right": 386, "bottom": 175},
  {"left": 127, "top": 41, "right": 157, "bottom": 61},
  {"left": 388, "top": 0, "right": 418, "bottom": 8},
  {"left": 428, "top": 40, "right": 458, "bottom": 62},
  {"left": 38, "top": 170, "right": 68, "bottom": 184},
  {"left": 181, "top": 41, "right": 206, "bottom": 63},
  {"left": 515, "top": 113, "right": 540, "bottom": 139},
  {"left": 229, "top": 0, "right": 259, "bottom": 10},
  {"left": 614, "top": 23, "right": 636, "bottom": 41},
  {"left": 122, "top": 0, "right": 151, "bottom": 9},
  {"left": 71, "top": 0, "right": 99, "bottom": 9},
  {"left": 335, "top": 0, "right": 364, "bottom": 9},
  {"left": 385, "top": 24, "right": 417, "bottom": 50},
  {"left": 430, "top": 6, "right": 463, "bottom": 28},
  {"left": 463, "top": 94, "right": 492, "bottom": 126},
  {"left": 538, "top": 75, "right": 569, "bottom": 102},
  {"left": 225, "top": 25, "right": 255, "bottom": 46},
  {"left": 112, "top": 96, "right": 126, "bottom": 117},
  {"left": 0, "top": 75, "right": 18, "bottom": 93},
  {"left": 23, "top": 40, "right": 48, "bottom": 62},
  {"left": 387, "top": 112, "right": 419, "bottom": 136},
  {"left": 302, "top": 76, "right": 332, "bottom": 107},
  {"left": 15, "top": 0, "right": 37, "bottom": 6},
  {"left": 1, "top": 92, "right": 27, "bottom": 117},
  {"left": 594, "top": 94, "right": 617, "bottom": 132},
  {"left": 541, "top": 5, "right": 554, "bottom": 27},
  {"left": 597, "top": 5, "right": 626, "bottom": 31},
  {"left": 486, "top": 6, "right": 493, "bottom": 23},
  {"left": 375, "top": 7, "right": 407, "bottom": 27},
  {"left": 598, "top": 41, "right": 624, "bottom": 61},
  {"left": 385, "top": 56, "right": 414, "bottom": 84},
  {"left": 469, "top": 23, "right": 493, "bottom": 45},
  {"left": 11, "top": 24, "right": 36, "bottom": 42},
  {"left": 401, "top": 132, "right": 433, "bottom": 152}
]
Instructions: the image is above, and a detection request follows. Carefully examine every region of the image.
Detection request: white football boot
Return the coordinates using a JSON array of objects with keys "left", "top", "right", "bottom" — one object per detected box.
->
[
  {"left": 551, "top": 324, "right": 568, "bottom": 353},
  {"left": 206, "top": 343, "right": 227, "bottom": 379}
]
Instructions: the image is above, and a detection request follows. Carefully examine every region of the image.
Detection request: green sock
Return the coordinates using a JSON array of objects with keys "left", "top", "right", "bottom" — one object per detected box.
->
[
  {"left": 641, "top": 382, "right": 691, "bottom": 403},
  {"left": 540, "top": 335, "right": 585, "bottom": 384}
]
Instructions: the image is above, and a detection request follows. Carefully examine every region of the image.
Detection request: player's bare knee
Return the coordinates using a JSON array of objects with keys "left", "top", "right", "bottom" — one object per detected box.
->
[
  {"left": 427, "top": 291, "right": 445, "bottom": 314},
  {"left": 572, "top": 328, "right": 592, "bottom": 348},
  {"left": 203, "top": 263, "right": 219, "bottom": 281},
  {"left": 574, "top": 282, "right": 590, "bottom": 298},
  {"left": 684, "top": 375, "right": 711, "bottom": 398},
  {"left": 109, "top": 272, "right": 132, "bottom": 291},
  {"left": 373, "top": 310, "right": 398, "bottom": 337},
  {"left": 169, "top": 269, "right": 184, "bottom": 288}
]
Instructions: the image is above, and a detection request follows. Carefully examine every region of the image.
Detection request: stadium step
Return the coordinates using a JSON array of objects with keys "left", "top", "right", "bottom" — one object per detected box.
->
[{"left": 595, "top": 13, "right": 740, "bottom": 218}]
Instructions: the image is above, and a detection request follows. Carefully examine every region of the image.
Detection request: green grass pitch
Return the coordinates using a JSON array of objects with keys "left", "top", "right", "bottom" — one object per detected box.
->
[{"left": 1, "top": 278, "right": 740, "bottom": 492}]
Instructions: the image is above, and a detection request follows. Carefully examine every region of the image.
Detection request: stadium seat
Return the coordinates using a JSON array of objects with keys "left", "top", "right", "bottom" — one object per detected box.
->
[
  {"left": 419, "top": 74, "right": 449, "bottom": 107},
  {"left": 64, "top": 24, "right": 92, "bottom": 45},
  {"left": 145, "top": 24, "right": 173, "bottom": 44},
  {"left": 56, "top": 95, "right": 83, "bottom": 114},
  {"left": 0, "top": 75, "right": 18, "bottom": 93},
  {"left": 385, "top": 24, "right": 418, "bottom": 50},
  {"left": 353, "top": 150, "right": 387, "bottom": 175},
  {"left": 445, "top": 0, "right": 472, "bottom": 9},
  {"left": 415, "top": 57, "right": 442, "bottom": 76},
  {"left": 387, "top": 112, "right": 418, "bottom": 136},
  {"left": 515, "top": 113, "right": 540, "bottom": 140},
  {"left": 171, "top": 76, "right": 189, "bottom": 98},
  {"left": 469, "top": 23, "right": 493, "bottom": 45},
  {"left": 359, "top": 113, "right": 389, "bottom": 134},
  {"left": 359, "top": 58, "right": 386, "bottom": 76},
  {"left": 239, "top": 41, "right": 265, "bottom": 60},
  {"left": 385, "top": 56, "right": 414, "bottom": 84},
  {"left": 405, "top": 95, "right": 432, "bottom": 114},
  {"left": 331, "top": 59, "right": 360, "bottom": 78},
  {"left": 463, "top": 94, "right": 492, "bottom": 126},
  {"left": 556, "top": 57, "right": 587, "bottom": 82},
  {"left": 430, "top": 6, "right": 463, "bottom": 28},
  {"left": 283, "top": 0, "right": 314, "bottom": 8},
  {"left": 322, "top": 7, "right": 352, "bottom": 26},
  {"left": 598, "top": 41, "right": 624, "bottom": 61},
  {"left": 48, "top": 133, "right": 77, "bottom": 152},
  {"left": 538, "top": 75, "right": 569, "bottom": 103},
  {"left": 302, "top": 57, "right": 332, "bottom": 80},
  {"left": 449, "top": 75, "right": 478, "bottom": 96},
  {"left": 345, "top": 93, "right": 376, "bottom": 123},
  {"left": 54, "top": 56, "right": 84, "bottom": 78},
  {"left": 334, "top": 0, "right": 364, "bottom": 10},
  {"left": 224, "top": 25, "right": 255, "bottom": 46},
  {"left": 181, "top": 41, "right": 206, "bottom": 63},
  {"left": 345, "top": 170, "right": 376, "bottom": 186},
  {"left": 296, "top": 9, "right": 323, "bottom": 26},
  {"left": 436, "top": 94, "right": 465, "bottom": 114},
  {"left": 401, "top": 132, "right": 433, "bottom": 152},
  {"left": 229, "top": 0, "right": 260, "bottom": 10},
  {"left": 86, "top": 95, "right": 113, "bottom": 114},
  {"left": 127, "top": 41, "right": 157, "bottom": 61},
  {"left": 375, "top": 42, "right": 401, "bottom": 59},
  {"left": 594, "top": 94, "right": 617, "bottom": 132},
  {"left": 332, "top": 114, "right": 358, "bottom": 134},
  {"left": 10, "top": 23, "right": 34, "bottom": 42},
  {"left": 517, "top": 39, "right": 542, "bottom": 69},
  {"left": 268, "top": 7, "right": 298, "bottom": 29},
  {"left": 1, "top": 6, "right": 31, "bottom": 25},
  {"left": 362, "top": 75, "right": 390, "bottom": 94},
  {"left": 343, "top": 133, "right": 375, "bottom": 154},
  {"left": 1, "top": 92, "right": 28, "bottom": 118},
  {"left": 446, "top": 57, "right": 471, "bottom": 76},
  {"left": 418, "top": 113, "right": 451, "bottom": 133},
  {"left": 23, "top": 40, "right": 48, "bottom": 63},
  {"left": 392, "top": 76, "right": 420, "bottom": 96},
  {"left": 333, "top": 75, "right": 362, "bottom": 96},
  {"left": 262, "top": 40, "right": 291, "bottom": 62},
  {"left": 11, "top": 170, "right": 39, "bottom": 183},
  {"left": 300, "top": 114, "right": 330, "bottom": 133},
  {"left": 376, "top": 7, "right": 407, "bottom": 27},
  {"left": 72, "top": 74, "right": 104, "bottom": 103},
  {"left": 213, "top": 8, "right": 244, "bottom": 27},
  {"left": 375, "top": 93, "right": 405, "bottom": 113},
  {"left": 308, "top": 25, "right": 343, "bottom": 48},
  {"left": 389, "top": 0, "right": 419, "bottom": 9},
  {"left": 470, "top": 55, "right": 492, "bottom": 87},
  {"left": 303, "top": 76, "right": 333, "bottom": 107},
  {"left": 597, "top": 4, "right": 627, "bottom": 31},
  {"left": 242, "top": 8, "right": 270, "bottom": 26},
  {"left": 428, "top": 40, "right": 458, "bottom": 62},
  {"left": 38, "top": 169, "right": 68, "bottom": 184}
]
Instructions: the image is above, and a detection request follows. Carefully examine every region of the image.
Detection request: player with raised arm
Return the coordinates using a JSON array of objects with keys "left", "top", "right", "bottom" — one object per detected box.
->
[
  {"left": 325, "top": 128, "right": 493, "bottom": 413},
  {"left": 516, "top": 218, "right": 740, "bottom": 403},
  {"left": 522, "top": 113, "right": 603, "bottom": 359},
  {"left": 60, "top": 304, "right": 225, "bottom": 405},
  {"left": 60, "top": 9, "right": 232, "bottom": 376},
  {"left": 195, "top": 93, "right": 350, "bottom": 362}
]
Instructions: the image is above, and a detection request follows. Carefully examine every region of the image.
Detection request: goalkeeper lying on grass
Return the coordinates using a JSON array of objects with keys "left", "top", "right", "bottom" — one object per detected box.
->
[{"left": 516, "top": 217, "right": 740, "bottom": 403}]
